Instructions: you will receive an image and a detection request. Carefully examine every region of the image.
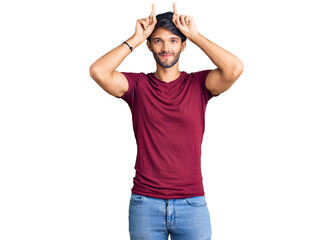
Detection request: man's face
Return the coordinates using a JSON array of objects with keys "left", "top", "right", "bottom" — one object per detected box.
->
[{"left": 147, "top": 27, "right": 186, "bottom": 68}]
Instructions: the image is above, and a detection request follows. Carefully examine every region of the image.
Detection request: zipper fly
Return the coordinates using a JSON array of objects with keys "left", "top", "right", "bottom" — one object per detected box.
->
[{"left": 166, "top": 199, "right": 175, "bottom": 228}]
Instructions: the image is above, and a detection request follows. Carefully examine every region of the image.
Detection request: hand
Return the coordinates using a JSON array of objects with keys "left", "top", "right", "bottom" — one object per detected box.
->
[
  {"left": 172, "top": 3, "right": 199, "bottom": 42},
  {"left": 134, "top": 4, "right": 157, "bottom": 40}
]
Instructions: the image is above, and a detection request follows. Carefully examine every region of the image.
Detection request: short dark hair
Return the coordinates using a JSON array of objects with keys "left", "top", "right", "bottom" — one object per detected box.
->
[{"left": 147, "top": 12, "right": 187, "bottom": 42}]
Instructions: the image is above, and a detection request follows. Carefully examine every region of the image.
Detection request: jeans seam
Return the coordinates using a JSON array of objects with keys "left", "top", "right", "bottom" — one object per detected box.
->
[
  {"left": 130, "top": 194, "right": 144, "bottom": 205},
  {"left": 186, "top": 197, "right": 207, "bottom": 207}
]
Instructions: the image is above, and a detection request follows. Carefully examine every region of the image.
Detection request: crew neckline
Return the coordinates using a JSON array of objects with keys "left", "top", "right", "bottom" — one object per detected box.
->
[{"left": 148, "top": 71, "right": 186, "bottom": 86}]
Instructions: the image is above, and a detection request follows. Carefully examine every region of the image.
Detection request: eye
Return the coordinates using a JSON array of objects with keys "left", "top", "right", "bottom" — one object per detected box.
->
[
  {"left": 154, "top": 40, "right": 161, "bottom": 44},
  {"left": 171, "top": 39, "right": 178, "bottom": 43}
]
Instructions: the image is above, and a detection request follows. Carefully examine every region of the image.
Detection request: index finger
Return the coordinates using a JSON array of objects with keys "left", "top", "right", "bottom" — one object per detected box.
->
[
  {"left": 150, "top": 3, "right": 156, "bottom": 17},
  {"left": 173, "top": 2, "right": 178, "bottom": 14}
]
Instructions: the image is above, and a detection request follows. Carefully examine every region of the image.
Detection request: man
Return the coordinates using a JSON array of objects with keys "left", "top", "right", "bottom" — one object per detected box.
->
[{"left": 89, "top": 3, "right": 243, "bottom": 240}]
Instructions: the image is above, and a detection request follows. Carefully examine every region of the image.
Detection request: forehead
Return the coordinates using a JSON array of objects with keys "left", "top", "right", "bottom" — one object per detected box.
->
[{"left": 151, "top": 27, "right": 181, "bottom": 40}]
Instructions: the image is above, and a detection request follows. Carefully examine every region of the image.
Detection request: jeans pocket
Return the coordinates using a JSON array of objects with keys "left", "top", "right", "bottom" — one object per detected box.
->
[
  {"left": 129, "top": 194, "right": 144, "bottom": 205},
  {"left": 186, "top": 196, "right": 207, "bottom": 207}
]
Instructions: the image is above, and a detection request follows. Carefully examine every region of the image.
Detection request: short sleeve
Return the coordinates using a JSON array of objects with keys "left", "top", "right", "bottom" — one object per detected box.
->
[
  {"left": 195, "top": 69, "right": 219, "bottom": 103},
  {"left": 117, "top": 72, "right": 143, "bottom": 109}
]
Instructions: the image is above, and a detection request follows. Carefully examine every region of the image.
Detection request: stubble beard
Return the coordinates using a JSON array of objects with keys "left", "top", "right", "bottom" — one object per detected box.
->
[{"left": 153, "top": 50, "right": 181, "bottom": 69}]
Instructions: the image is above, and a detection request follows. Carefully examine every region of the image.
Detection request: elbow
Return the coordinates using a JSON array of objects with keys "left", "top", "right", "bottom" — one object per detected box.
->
[
  {"left": 89, "top": 64, "right": 100, "bottom": 81},
  {"left": 89, "top": 64, "right": 96, "bottom": 77},
  {"left": 236, "top": 59, "right": 244, "bottom": 74},
  {"left": 233, "top": 60, "right": 244, "bottom": 80}
]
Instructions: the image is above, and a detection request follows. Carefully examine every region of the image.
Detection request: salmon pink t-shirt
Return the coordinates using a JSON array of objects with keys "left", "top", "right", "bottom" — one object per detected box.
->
[{"left": 116, "top": 70, "right": 219, "bottom": 199}]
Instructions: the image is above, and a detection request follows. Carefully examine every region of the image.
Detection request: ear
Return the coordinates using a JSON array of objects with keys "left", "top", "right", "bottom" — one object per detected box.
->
[
  {"left": 181, "top": 40, "right": 186, "bottom": 53},
  {"left": 146, "top": 40, "right": 152, "bottom": 52}
]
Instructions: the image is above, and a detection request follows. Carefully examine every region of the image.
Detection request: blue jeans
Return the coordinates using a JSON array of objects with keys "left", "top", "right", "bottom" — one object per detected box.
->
[{"left": 128, "top": 193, "right": 212, "bottom": 240}]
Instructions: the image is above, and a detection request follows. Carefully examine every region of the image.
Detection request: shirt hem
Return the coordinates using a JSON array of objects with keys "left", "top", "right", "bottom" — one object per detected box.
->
[{"left": 131, "top": 190, "right": 205, "bottom": 199}]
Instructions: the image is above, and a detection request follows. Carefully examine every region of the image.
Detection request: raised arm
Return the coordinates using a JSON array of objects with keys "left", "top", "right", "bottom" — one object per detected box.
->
[
  {"left": 172, "top": 3, "right": 243, "bottom": 96},
  {"left": 89, "top": 4, "right": 157, "bottom": 97}
]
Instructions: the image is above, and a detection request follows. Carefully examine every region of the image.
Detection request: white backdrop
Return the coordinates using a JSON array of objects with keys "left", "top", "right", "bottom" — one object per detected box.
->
[{"left": 1, "top": 0, "right": 332, "bottom": 239}]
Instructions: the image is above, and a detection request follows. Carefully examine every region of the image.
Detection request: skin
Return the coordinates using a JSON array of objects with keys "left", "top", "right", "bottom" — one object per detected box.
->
[
  {"left": 149, "top": 29, "right": 183, "bottom": 69},
  {"left": 89, "top": 3, "right": 244, "bottom": 98},
  {"left": 147, "top": 27, "right": 186, "bottom": 82}
]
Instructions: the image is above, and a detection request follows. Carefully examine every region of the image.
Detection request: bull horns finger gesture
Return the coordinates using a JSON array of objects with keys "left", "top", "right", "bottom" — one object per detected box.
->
[
  {"left": 172, "top": 3, "right": 199, "bottom": 42},
  {"left": 135, "top": 4, "right": 157, "bottom": 39}
]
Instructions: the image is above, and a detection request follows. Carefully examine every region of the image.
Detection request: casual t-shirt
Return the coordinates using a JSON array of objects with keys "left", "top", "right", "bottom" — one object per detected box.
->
[{"left": 116, "top": 70, "right": 219, "bottom": 199}]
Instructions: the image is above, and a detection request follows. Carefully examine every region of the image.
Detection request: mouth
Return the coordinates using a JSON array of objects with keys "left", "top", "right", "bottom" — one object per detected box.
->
[{"left": 159, "top": 53, "right": 173, "bottom": 58}]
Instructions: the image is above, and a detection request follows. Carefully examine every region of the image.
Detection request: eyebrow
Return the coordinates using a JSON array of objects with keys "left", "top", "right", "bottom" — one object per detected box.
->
[{"left": 152, "top": 37, "right": 180, "bottom": 41}]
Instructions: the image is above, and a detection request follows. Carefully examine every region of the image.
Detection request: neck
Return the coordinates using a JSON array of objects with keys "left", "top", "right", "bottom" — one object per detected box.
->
[{"left": 154, "top": 63, "right": 180, "bottom": 83}]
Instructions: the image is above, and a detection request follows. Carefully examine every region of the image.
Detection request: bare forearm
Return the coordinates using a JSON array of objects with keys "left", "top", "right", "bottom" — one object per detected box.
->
[
  {"left": 88, "top": 6, "right": 157, "bottom": 97},
  {"left": 191, "top": 32, "right": 243, "bottom": 79},
  {"left": 89, "top": 34, "right": 144, "bottom": 75}
]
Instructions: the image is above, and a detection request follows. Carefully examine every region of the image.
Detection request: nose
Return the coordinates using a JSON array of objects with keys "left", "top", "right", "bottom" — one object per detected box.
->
[{"left": 161, "top": 42, "right": 171, "bottom": 52}]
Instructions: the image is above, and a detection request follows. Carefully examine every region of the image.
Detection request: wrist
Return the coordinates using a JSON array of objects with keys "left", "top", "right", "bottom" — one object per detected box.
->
[
  {"left": 126, "top": 34, "right": 145, "bottom": 49},
  {"left": 188, "top": 31, "right": 201, "bottom": 43}
]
